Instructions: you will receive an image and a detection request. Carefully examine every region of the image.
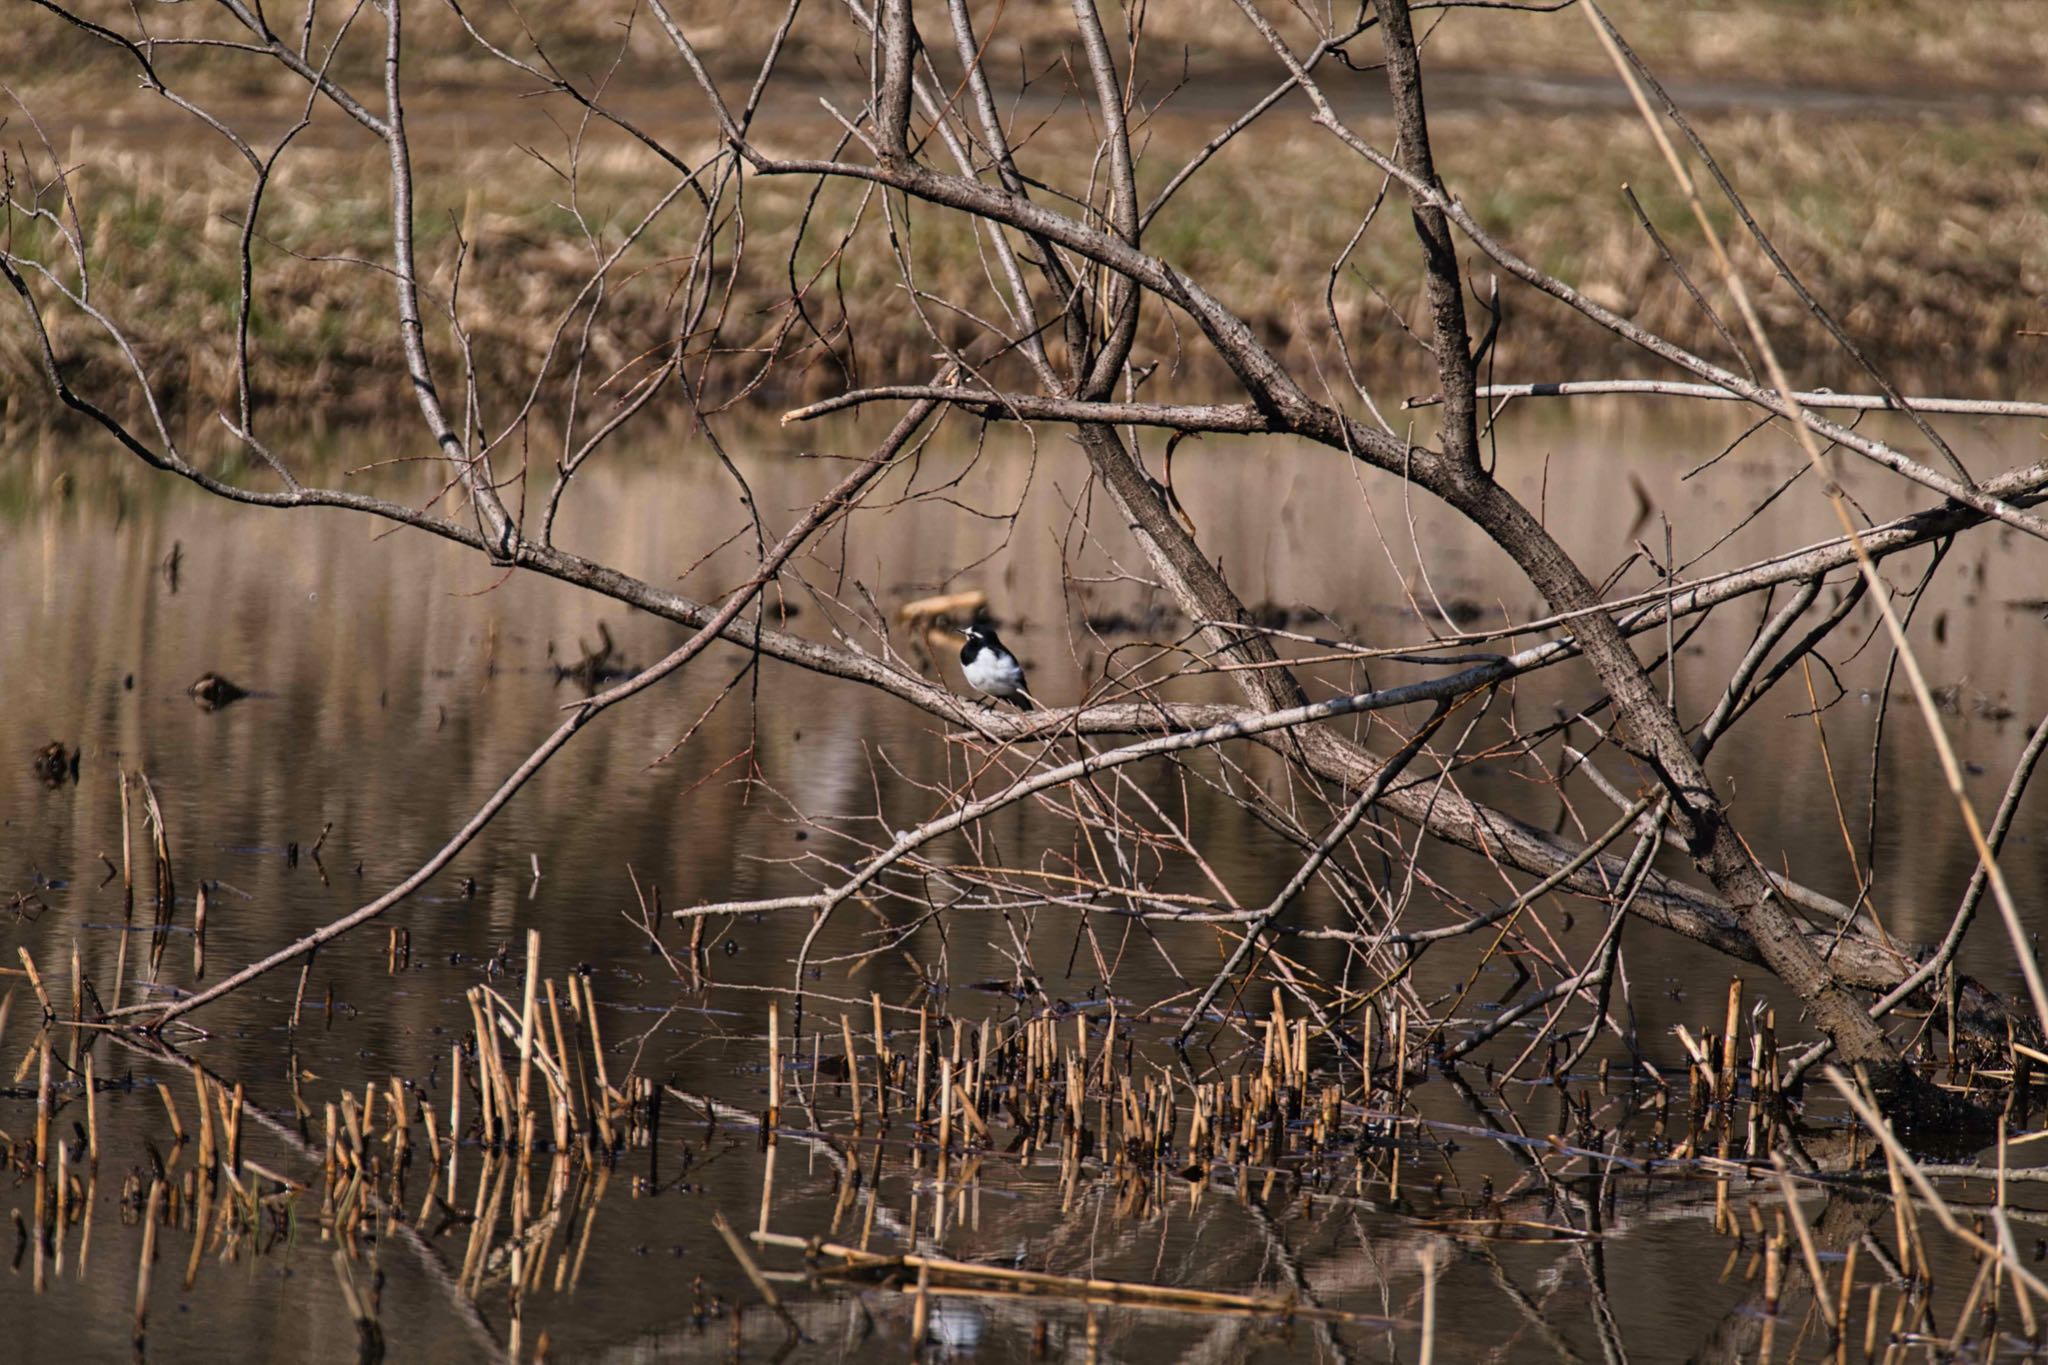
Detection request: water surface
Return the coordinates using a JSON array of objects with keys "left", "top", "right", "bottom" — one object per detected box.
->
[{"left": 3, "top": 408, "right": 2045, "bottom": 1360}]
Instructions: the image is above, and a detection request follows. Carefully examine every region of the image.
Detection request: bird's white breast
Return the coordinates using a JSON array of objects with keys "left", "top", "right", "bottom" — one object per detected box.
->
[{"left": 964, "top": 649, "right": 1025, "bottom": 696}]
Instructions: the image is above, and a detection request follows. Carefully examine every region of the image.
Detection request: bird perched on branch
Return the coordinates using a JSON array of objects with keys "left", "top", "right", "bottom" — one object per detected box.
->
[{"left": 958, "top": 622, "right": 1031, "bottom": 710}]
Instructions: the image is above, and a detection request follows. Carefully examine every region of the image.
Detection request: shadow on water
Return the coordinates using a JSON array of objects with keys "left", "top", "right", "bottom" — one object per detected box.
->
[{"left": 2, "top": 410, "right": 2046, "bottom": 1360}]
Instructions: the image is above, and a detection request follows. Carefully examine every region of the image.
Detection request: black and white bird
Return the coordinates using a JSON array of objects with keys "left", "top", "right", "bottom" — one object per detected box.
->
[{"left": 958, "top": 622, "right": 1031, "bottom": 709}]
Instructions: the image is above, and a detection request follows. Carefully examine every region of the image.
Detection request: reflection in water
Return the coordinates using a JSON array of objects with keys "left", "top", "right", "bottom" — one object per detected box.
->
[{"left": 1, "top": 411, "right": 2045, "bottom": 1360}]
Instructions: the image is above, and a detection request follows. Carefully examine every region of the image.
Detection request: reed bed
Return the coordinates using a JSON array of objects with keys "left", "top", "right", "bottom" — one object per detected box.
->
[{"left": 8, "top": 923, "right": 2048, "bottom": 1360}]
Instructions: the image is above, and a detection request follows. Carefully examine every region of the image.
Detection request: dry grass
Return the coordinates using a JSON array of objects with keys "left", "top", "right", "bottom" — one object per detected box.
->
[
  {"left": 5, "top": 3, "right": 2046, "bottom": 440},
  {"left": 17, "top": 0, "right": 2048, "bottom": 95}
]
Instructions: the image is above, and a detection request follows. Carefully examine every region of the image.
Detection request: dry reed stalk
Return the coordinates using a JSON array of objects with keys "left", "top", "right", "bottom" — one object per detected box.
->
[
  {"left": 483, "top": 998, "right": 520, "bottom": 1137},
  {"left": 242, "top": 1159, "right": 301, "bottom": 1192},
  {"left": 937, "top": 1056, "right": 954, "bottom": 1201},
  {"left": 713, "top": 1210, "right": 801, "bottom": 1337},
  {"left": 133, "top": 1178, "right": 163, "bottom": 1348},
  {"left": 193, "top": 885, "right": 208, "bottom": 980},
  {"left": 555, "top": 981, "right": 595, "bottom": 1156},
  {"left": 423, "top": 1096, "right": 443, "bottom": 1169},
  {"left": 842, "top": 1014, "right": 864, "bottom": 1128},
  {"left": 518, "top": 1105, "right": 537, "bottom": 1187},
  {"left": 479, "top": 994, "right": 525, "bottom": 1139},
  {"left": 564, "top": 1166, "right": 609, "bottom": 1292},
  {"left": 872, "top": 986, "right": 888, "bottom": 1072},
  {"left": 511, "top": 1157, "right": 529, "bottom": 1335},
  {"left": 758, "top": 1228, "right": 1391, "bottom": 1321},
  {"left": 767, "top": 999, "right": 781, "bottom": 1134},
  {"left": 33, "top": 1032, "right": 52, "bottom": 1291},
  {"left": 464, "top": 991, "right": 495, "bottom": 1141},
  {"left": 155, "top": 1080, "right": 185, "bottom": 1151},
  {"left": 448, "top": 1042, "right": 464, "bottom": 1162},
  {"left": 1885, "top": 1282, "right": 1910, "bottom": 1353},
  {"left": 914, "top": 1007, "right": 930, "bottom": 1132},
  {"left": 341, "top": 1090, "right": 366, "bottom": 1171},
  {"left": 912, "top": 1257, "right": 933, "bottom": 1350},
  {"left": 872, "top": 994, "right": 888, "bottom": 1121},
  {"left": 1419, "top": 1241, "right": 1440, "bottom": 1365},
  {"left": 976, "top": 1018, "right": 992, "bottom": 1114},
  {"left": 34, "top": 1030, "right": 53, "bottom": 1170},
  {"left": 1719, "top": 978, "right": 1743, "bottom": 1107},
  {"left": 114, "top": 772, "right": 132, "bottom": 1010},
  {"left": 66, "top": 945, "right": 81, "bottom": 1073},
  {"left": 183, "top": 1171, "right": 211, "bottom": 1290},
  {"left": 1745, "top": 1029, "right": 1765, "bottom": 1159},
  {"left": 950, "top": 1081, "right": 988, "bottom": 1143},
  {"left": 53, "top": 1137, "right": 70, "bottom": 1278},
  {"left": 138, "top": 774, "right": 174, "bottom": 980},
  {"left": 323, "top": 1101, "right": 340, "bottom": 1186},
  {"left": 1945, "top": 1253, "right": 1996, "bottom": 1354},
  {"left": 757, "top": 1111, "right": 780, "bottom": 1238},
  {"left": 543, "top": 980, "right": 577, "bottom": 1147},
  {"left": 461, "top": 1156, "right": 505, "bottom": 1297},
  {"left": 1759, "top": 1009, "right": 1778, "bottom": 1152},
  {"left": 1361, "top": 1003, "right": 1375, "bottom": 1100},
  {"left": 1395, "top": 1005, "right": 1409, "bottom": 1109},
  {"left": 18, "top": 947, "right": 53, "bottom": 1018},
  {"left": 217, "top": 1080, "right": 241, "bottom": 1174},
  {"left": 1771, "top": 1154, "right": 1837, "bottom": 1330},
  {"left": 581, "top": 976, "right": 616, "bottom": 1148},
  {"left": 516, "top": 929, "right": 540, "bottom": 1154},
  {"left": 1999, "top": 1206, "right": 2040, "bottom": 1339},
  {"left": 193, "top": 1069, "right": 216, "bottom": 1183},
  {"left": 390, "top": 1078, "right": 411, "bottom": 1173},
  {"left": 1994, "top": 1110, "right": 2014, "bottom": 1322}
]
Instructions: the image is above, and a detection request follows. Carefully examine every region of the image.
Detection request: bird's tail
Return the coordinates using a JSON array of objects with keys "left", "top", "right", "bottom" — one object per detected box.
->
[{"left": 1008, "top": 691, "right": 1035, "bottom": 712}]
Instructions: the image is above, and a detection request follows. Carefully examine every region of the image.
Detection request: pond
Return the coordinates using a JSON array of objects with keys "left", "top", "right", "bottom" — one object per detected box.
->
[{"left": 2, "top": 406, "right": 2045, "bottom": 1361}]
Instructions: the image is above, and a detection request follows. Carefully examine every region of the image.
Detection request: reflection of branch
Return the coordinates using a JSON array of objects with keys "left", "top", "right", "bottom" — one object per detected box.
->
[
  {"left": 715, "top": 675, "right": 1500, "bottom": 960},
  {"left": 112, "top": 399, "right": 941, "bottom": 1026},
  {"left": 1180, "top": 700, "right": 1452, "bottom": 1043},
  {"left": 1863, "top": 712, "right": 2048, "bottom": 1021}
]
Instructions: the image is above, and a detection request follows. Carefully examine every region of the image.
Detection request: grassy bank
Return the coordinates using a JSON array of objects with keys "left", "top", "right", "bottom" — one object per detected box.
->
[
  {"left": 4, "top": 8, "right": 2046, "bottom": 442},
  {"left": 16, "top": 0, "right": 2048, "bottom": 100}
]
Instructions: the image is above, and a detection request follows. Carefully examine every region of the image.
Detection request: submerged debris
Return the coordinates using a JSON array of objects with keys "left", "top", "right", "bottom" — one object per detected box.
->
[
  {"left": 188, "top": 673, "right": 249, "bottom": 710},
  {"left": 30, "top": 741, "right": 76, "bottom": 787},
  {"left": 1246, "top": 600, "right": 1330, "bottom": 631},
  {"left": 550, "top": 621, "right": 634, "bottom": 691},
  {"left": 1082, "top": 602, "right": 1181, "bottom": 634}
]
